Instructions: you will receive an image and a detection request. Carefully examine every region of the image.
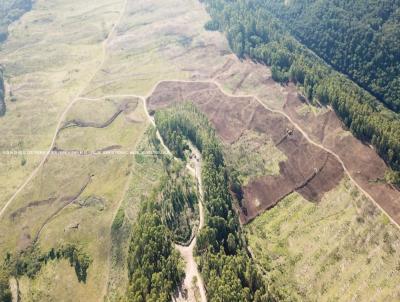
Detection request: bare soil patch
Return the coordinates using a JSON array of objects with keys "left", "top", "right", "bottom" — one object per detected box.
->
[
  {"left": 148, "top": 81, "right": 344, "bottom": 223},
  {"left": 283, "top": 84, "right": 400, "bottom": 223}
]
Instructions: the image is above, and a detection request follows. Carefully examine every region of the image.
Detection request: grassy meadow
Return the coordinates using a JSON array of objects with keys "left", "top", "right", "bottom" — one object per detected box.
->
[{"left": 246, "top": 178, "right": 400, "bottom": 301}]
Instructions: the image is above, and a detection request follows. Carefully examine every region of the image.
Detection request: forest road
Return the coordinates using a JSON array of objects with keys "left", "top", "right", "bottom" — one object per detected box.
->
[
  {"left": 174, "top": 142, "right": 207, "bottom": 302},
  {"left": 5, "top": 69, "right": 398, "bottom": 300},
  {"left": 143, "top": 97, "right": 207, "bottom": 302}
]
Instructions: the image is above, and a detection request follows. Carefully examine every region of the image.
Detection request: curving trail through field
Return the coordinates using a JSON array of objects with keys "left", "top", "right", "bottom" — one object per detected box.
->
[
  {"left": 3, "top": 71, "right": 399, "bottom": 299},
  {"left": 0, "top": 0, "right": 129, "bottom": 219}
]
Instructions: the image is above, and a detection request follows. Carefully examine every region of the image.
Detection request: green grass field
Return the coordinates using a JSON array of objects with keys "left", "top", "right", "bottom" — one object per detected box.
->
[
  {"left": 246, "top": 178, "right": 400, "bottom": 302},
  {"left": 0, "top": 97, "right": 148, "bottom": 301},
  {"left": 224, "top": 129, "right": 287, "bottom": 185},
  {"left": 0, "top": 0, "right": 124, "bottom": 208}
]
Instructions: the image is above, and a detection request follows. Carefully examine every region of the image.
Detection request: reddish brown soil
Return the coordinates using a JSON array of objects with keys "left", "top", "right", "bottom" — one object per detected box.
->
[
  {"left": 148, "top": 81, "right": 344, "bottom": 223},
  {"left": 283, "top": 84, "right": 400, "bottom": 223}
]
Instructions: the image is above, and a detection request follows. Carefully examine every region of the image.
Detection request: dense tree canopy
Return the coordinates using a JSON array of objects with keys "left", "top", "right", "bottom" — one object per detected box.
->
[
  {"left": 259, "top": 0, "right": 400, "bottom": 112},
  {"left": 156, "top": 103, "right": 270, "bottom": 301},
  {"left": 126, "top": 199, "right": 184, "bottom": 302},
  {"left": 160, "top": 172, "right": 199, "bottom": 244},
  {"left": 200, "top": 0, "right": 400, "bottom": 175}
]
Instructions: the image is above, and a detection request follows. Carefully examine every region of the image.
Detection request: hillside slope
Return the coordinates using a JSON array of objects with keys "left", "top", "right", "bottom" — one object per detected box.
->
[
  {"left": 0, "top": 0, "right": 33, "bottom": 42},
  {"left": 1, "top": 0, "right": 400, "bottom": 300},
  {"left": 200, "top": 0, "right": 400, "bottom": 176},
  {"left": 0, "top": 0, "right": 33, "bottom": 116},
  {"left": 262, "top": 0, "right": 400, "bottom": 112}
]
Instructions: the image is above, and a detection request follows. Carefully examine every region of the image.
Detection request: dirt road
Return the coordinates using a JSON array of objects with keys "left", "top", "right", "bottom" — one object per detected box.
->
[
  {"left": 0, "top": 0, "right": 129, "bottom": 219},
  {"left": 174, "top": 142, "right": 206, "bottom": 302},
  {"left": 143, "top": 97, "right": 207, "bottom": 302},
  {"left": 4, "top": 74, "right": 399, "bottom": 300}
]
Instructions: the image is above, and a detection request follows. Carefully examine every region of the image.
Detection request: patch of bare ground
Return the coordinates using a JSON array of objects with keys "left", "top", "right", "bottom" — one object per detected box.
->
[
  {"left": 147, "top": 81, "right": 344, "bottom": 223},
  {"left": 282, "top": 84, "right": 400, "bottom": 223},
  {"left": 197, "top": 44, "right": 400, "bottom": 226}
]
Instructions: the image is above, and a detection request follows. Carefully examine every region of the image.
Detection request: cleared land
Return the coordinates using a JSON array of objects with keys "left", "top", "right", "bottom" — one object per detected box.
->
[
  {"left": 1, "top": 0, "right": 400, "bottom": 300},
  {"left": 211, "top": 59, "right": 400, "bottom": 225},
  {"left": 283, "top": 85, "right": 400, "bottom": 223},
  {"left": 147, "top": 81, "right": 344, "bottom": 223}
]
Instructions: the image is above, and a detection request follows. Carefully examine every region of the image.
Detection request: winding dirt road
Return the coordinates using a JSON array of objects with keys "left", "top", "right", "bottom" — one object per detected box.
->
[
  {"left": 174, "top": 142, "right": 206, "bottom": 302},
  {"left": 3, "top": 74, "right": 399, "bottom": 299},
  {"left": 0, "top": 0, "right": 129, "bottom": 219},
  {"left": 143, "top": 96, "right": 207, "bottom": 302}
]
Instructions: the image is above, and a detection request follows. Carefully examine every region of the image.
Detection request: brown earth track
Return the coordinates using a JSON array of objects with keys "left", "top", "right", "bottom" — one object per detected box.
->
[
  {"left": 283, "top": 84, "right": 400, "bottom": 223},
  {"left": 51, "top": 145, "right": 123, "bottom": 154},
  {"left": 95, "top": 145, "right": 122, "bottom": 152},
  {"left": 147, "top": 81, "right": 344, "bottom": 223}
]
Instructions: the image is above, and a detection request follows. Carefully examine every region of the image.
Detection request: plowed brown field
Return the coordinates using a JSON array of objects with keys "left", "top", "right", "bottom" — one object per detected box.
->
[
  {"left": 283, "top": 84, "right": 400, "bottom": 223},
  {"left": 147, "top": 81, "right": 344, "bottom": 223}
]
